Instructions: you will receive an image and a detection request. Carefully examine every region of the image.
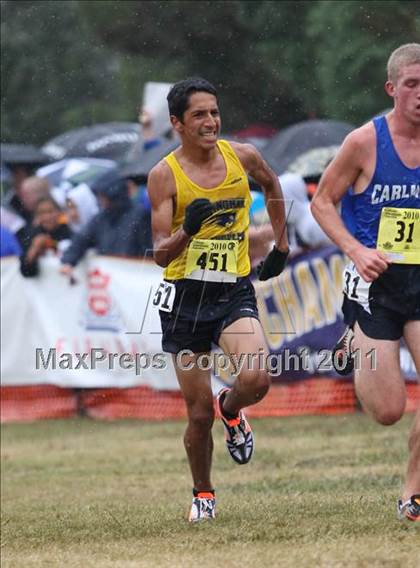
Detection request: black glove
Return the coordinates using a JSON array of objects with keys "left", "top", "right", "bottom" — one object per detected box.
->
[
  {"left": 183, "top": 198, "right": 215, "bottom": 236},
  {"left": 257, "top": 246, "right": 289, "bottom": 281}
]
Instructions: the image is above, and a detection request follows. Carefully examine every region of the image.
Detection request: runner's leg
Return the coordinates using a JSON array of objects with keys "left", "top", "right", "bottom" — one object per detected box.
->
[
  {"left": 353, "top": 322, "right": 406, "bottom": 425},
  {"left": 172, "top": 352, "right": 214, "bottom": 492},
  {"left": 218, "top": 317, "right": 270, "bottom": 416},
  {"left": 402, "top": 320, "right": 420, "bottom": 500}
]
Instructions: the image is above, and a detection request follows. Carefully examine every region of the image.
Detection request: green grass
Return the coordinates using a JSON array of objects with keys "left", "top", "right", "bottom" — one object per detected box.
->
[{"left": 1, "top": 415, "right": 418, "bottom": 567}]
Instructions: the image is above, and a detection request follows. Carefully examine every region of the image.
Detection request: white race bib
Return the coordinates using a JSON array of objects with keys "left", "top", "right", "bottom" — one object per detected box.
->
[
  {"left": 343, "top": 263, "right": 372, "bottom": 313},
  {"left": 152, "top": 281, "right": 175, "bottom": 313}
]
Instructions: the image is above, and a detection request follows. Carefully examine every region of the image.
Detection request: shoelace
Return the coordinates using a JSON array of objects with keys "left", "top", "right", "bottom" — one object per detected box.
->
[
  {"left": 199, "top": 499, "right": 214, "bottom": 514},
  {"left": 231, "top": 425, "right": 245, "bottom": 446}
]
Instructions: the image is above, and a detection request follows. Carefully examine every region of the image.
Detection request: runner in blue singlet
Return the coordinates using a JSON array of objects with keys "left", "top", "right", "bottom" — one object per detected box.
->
[{"left": 311, "top": 44, "right": 420, "bottom": 522}]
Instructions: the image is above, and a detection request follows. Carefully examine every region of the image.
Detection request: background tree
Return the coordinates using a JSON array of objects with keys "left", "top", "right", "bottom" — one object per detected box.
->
[
  {"left": 78, "top": 1, "right": 313, "bottom": 131},
  {"left": 2, "top": 0, "right": 419, "bottom": 144},
  {"left": 1, "top": 0, "right": 120, "bottom": 144},
  {"left": 308, "top": 0, "right": 420, "bottom": 124}
]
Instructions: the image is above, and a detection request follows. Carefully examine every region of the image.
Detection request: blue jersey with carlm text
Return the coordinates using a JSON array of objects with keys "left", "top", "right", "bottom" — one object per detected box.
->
[{"left": 347, "top": 116, "right": 419, "bottom": 248}]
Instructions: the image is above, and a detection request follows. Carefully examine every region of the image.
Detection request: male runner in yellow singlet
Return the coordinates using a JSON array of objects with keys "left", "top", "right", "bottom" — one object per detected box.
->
[
  {"left": 311, "top": 44, "right": 420, "bottom": 521},
  {"left": 148, "top": 77, "right": 289, "bottom": 521}
]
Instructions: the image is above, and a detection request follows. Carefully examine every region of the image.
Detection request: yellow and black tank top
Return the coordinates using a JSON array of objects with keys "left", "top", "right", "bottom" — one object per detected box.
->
[{"left": 163, "top": 140, "right": 252, "bottom": 281}]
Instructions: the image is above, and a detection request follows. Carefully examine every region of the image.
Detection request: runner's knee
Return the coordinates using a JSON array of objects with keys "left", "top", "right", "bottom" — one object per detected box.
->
[
  {"left": 237, "top": 368, "right": 270, "bottom": 399},
  {"left": 372, "top": 404, "right": 405, "bottom": 426},
  {"left": 187, "top": 403, "right": 215, "bottom": 430},
  {"left": 358, "top": 383, "right": 406, "bottom": 425}
]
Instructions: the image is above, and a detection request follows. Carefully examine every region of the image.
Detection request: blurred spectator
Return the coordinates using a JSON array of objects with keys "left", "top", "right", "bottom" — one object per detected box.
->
[
  {"left": 65, "top": 183, "right": 99, "bottom": 233},
  {"left": 123, "top": 108, "right": 164, "bottom": 208},
  {"left": 281, "top": 173, "right": 331, "bottom": 249},
  {"left": 20, "top": 196, "right": 73, "bottom": 277},
  {"left": 2, "top": 164, "right": 37, "bottom": 223},
  {"left": 127, "top": 107, "right": 166, "bottom": 208},
  {"left": 11, "top": 176, "right": 52, "bottom": 250},
  {"left": 127, "top": 175, "right": 152, "bottom": 213},
  {"left": 19, "top": 176, "right": 51, "bottom": 218},
  {"left": 139, "top": 108, "right": 162, "bottom": 151},
  {"left": 2, "top": 175, "right": 51, "bottom": 238},
  {"left": 60, "top": 169, "right": 152, "bottom": 279},
  {"left": 0, "top": 225, "right": 22, "bottom": 257},
  {"left": 248, "top": 172, "right": 331, "bottom": 264}
]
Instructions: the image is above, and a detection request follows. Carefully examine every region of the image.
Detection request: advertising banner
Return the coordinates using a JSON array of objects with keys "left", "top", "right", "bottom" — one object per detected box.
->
[{"left": 1, "top": 249, "right": 416, "bottom": 388}]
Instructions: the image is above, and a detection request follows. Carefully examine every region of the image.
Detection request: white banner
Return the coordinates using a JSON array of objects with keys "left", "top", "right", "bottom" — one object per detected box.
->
[
  {"left": 1, "top": 255, "right": 178, "bottom": 388},
  {"left": 2, "top": 251, "right": 415, "bottom": 388}
]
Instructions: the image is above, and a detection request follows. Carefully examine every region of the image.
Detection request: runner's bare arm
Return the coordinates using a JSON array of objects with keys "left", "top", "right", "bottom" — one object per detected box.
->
[
  {"left": 148, "top": 161, "right": 190, "bottom": 267},
  {"left": 311, "top": 130, "right": 391, "bottom": 281},
  {"left": 311, "top": 131, "right": 364, "bottom": 253},
  {"left": 233, "top": 142, "right": 289, "bottom": 252}
]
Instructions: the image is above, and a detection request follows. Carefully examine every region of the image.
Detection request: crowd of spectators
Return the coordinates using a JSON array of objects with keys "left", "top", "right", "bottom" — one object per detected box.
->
[
  {"left": 1, "top": 110, "right": 332, "bottom": 280},
  {"left": 1, "top": 162, "right": 152, "bottom": 278}
]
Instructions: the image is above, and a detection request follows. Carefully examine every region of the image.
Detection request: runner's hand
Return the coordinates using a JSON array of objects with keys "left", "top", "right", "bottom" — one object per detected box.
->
[
  {"left": 257, "top": 245, "right": 289, "bottom": 281},
  {"left": 183, "top": 198, "right": 215, "bottom": 236},
  {"left": 350, "top": 245, "right": 391, "bottom": 282}
]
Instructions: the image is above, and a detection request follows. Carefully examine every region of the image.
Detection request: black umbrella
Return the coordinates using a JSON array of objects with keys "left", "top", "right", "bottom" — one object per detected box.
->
[
  {"left": 42, "top": 123, "right": 141, "bottom": 162},
  {"left": 0, "top": 143, "right": 50, "bottom": 166},
  {"left": 262, "top": 119, "right": 354, "bottom": 175},
  {"left": 120, "top": 138, "right": 180, "bottom": 181}
]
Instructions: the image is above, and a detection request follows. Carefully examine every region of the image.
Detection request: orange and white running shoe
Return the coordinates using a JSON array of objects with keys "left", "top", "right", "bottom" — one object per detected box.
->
[
  {"left": 216, "top": 387, "right": 254, "bottom": 465},
  {"left": 397, "top": 494, "right": 420, "bottom": 521},
  {"left": 189, "top": 491, "right": 216, "bottom": 522}
]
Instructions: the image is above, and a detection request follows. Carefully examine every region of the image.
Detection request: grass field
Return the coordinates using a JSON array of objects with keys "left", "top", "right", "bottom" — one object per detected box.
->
[{"left": 1, "top": 414, "right": 418, "bottom": 568}]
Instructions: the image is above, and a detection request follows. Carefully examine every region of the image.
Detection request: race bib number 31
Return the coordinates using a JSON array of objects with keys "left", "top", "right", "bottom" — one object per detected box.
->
[
  {"left": 184, "top": 239, "right": 238, "bottom": 282},
  {"left": 343, "top": 263, "right": 371, "bottom": 313},
  {"left": 377, "top": 207, "right": 420, "bottom": 264}
]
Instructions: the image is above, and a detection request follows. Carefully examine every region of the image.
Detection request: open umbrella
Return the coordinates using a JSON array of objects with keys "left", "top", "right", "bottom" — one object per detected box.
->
[
  {"left": 36, "top": 158, "right": 116, "bottom": 208},
  {"left": 37, "top": 158, "right": 116, "bottom": 188},
  {"left": 0, "top": 144, "right": 50, "bottom": 166},
  {"left": 120, "top": 138, "right": 180, "bottom": 180},
  {"left": 286, "top": 145, "right": 341, "bottom": 179},
  {"left": 262, "top": 119, "right": 354, "bottom": 175},
  {"left": 42, "top": 123, "right": 141, "bottom": 162}
]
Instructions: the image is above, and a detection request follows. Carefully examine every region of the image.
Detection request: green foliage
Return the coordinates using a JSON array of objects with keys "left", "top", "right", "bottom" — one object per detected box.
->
[
  {"left": 78, "top": 1, "right": 310, "bottom": 130},
  {"left": 2, "top": 0, "right": 419, "bottom": 144},
  {"left": 308, "top": 0, "right": 420, "bottom": 123},
  {"left": 1, "top": 0, "right": 120, "bottom": 144}
]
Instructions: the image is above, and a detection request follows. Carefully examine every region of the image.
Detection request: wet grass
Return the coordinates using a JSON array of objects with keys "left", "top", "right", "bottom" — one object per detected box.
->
[{"left": 1, "top": 414, "right": 418, "bottom": 567}]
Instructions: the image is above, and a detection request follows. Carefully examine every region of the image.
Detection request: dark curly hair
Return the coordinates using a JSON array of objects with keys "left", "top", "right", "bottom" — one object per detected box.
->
[{"left": 167, "top": 77, "right": 218, "bottom": 121}]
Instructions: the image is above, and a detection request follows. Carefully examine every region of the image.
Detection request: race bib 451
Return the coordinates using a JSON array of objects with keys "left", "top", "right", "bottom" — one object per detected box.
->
[{"left": 184, "top": 239, "right": 238, "bottom": 282}]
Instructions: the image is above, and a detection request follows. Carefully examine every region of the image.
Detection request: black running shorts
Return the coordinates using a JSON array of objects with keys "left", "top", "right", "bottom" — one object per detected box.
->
[
  {"left": 159, "top": 276, "right": 260, "bottom": 354},
  {"left": 343, "top": 264, "right": 420, "bottom": 341}
]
